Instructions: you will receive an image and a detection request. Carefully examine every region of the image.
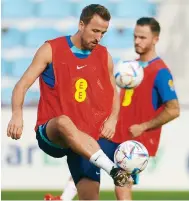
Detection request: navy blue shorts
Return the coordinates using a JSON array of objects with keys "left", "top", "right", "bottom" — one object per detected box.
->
[
  {"left": 36, "top": 122, "right": 69, "bottom": 158},
  {"left": 67, "top": 138, "right": 139, "bottom": 185},
  {"left": 67, "top": 138, "right": 119, "bottom": 185},
  {"left": 36, "top": 122, "right": 139, "bottom": 185}
]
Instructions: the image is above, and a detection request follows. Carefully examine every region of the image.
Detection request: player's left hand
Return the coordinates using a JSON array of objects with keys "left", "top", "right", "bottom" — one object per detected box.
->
[
  {"left": 129, "top": 124, "right": 146, "bottom": 138},
  {"left": 100, "top": 118, "right": 117, "bottom": 140}
]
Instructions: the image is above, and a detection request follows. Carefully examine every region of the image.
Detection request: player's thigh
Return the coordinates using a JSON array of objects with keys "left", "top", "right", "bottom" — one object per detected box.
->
[
  {"left": 36, "top": 122, "right": 68, "bottom": 158},
  {"left": 45, "top": 116, "right": 73, "bottom": 148},
  {"left": 76, "top": 178, "right": 100, "bottom": 200}
]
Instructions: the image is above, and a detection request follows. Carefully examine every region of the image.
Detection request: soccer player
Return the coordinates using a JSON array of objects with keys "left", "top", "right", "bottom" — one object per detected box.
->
[
  {"left": 6, "top": 4, "right": 130, "bottom": 189},
  {"left": 113, "top": 17, "right": 180, "bottom": 200},
  {"left": 44, "top": 17, "right": 180, "bottom": 200}
]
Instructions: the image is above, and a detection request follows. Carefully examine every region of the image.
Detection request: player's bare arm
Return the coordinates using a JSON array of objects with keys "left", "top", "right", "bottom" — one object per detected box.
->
[
  {"left": 7, "top": 43, "right": 52, "bottom": 140},
  {"left": 130, "top": 99, "right": 180, "bottom": 138},
  {"left": 101, "top": 52, "right": 120, "bottom": 139},
  {"left": 142, "top": 99, "right": 180, "bottom": 129}
]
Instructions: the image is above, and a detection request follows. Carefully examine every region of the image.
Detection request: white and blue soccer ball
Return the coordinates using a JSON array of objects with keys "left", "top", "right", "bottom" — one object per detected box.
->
[
  {"left": 114, "top": 60, "right": 144, "bottom": 89},
  {"left": 114, "top": 140, "right": 149, "bottom": 174}
]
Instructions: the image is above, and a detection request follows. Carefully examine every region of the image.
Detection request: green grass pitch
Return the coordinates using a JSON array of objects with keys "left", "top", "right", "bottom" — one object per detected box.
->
[{"left": 1, "top": 190, "right": 189, "bottom": 200}]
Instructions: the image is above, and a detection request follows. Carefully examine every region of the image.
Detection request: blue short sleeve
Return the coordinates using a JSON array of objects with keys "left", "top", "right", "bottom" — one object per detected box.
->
[{"left": 154, "top": 68, "right": 178, "bottom": 103}]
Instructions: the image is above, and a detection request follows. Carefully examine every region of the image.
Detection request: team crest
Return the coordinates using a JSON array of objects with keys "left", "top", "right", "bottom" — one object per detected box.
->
[{"left": 168, "top": 79, "right": 175, "bottom": 91}]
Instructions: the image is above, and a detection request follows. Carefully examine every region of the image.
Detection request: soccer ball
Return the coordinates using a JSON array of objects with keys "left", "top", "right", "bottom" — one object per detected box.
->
[
  {"left": 114, "top": 60, "right": 144, "bottom": 89},
  {"left": 114, "top": 140, "right": 149, "bottom": 174}
]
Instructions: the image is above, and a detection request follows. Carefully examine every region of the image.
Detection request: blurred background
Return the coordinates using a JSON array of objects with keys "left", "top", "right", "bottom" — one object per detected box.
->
[{"left": 1, "top": 0, "right": 189, "bottom": 200}]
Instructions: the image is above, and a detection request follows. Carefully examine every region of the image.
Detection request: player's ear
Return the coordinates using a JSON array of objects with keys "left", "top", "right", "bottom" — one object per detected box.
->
[
  {"left": 79, "top": 20, "right": 85, "bottom": 32},
  {"left": 153, "top": 35, "right": 159, "bottom": 45}
]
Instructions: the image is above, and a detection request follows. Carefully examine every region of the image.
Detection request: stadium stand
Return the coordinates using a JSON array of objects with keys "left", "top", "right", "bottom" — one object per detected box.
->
[{"left": 2, "top": 0, "right": 168, "bottom": 106}]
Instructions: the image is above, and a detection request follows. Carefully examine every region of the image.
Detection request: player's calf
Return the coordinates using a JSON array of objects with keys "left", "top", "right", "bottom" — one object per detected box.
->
[
  {"left": 76, "top": 178, "right": 99, "bottom": 200},
  {"left": 115, "top": 184, "right": 132, "bottom": 200}
]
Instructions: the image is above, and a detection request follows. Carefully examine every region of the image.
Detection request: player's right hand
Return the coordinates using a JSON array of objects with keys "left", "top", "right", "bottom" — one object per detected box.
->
[{"left": 7, "top": 114, "right": 23, "bottom": 140}]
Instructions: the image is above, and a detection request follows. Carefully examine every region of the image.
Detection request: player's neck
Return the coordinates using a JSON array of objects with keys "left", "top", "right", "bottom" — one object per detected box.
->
[
  {"left": 139, "top": 51, "right": 157, "bottom": 62},
  {"left": 71, "top": 33, "right": 85, "bottom": 50}
]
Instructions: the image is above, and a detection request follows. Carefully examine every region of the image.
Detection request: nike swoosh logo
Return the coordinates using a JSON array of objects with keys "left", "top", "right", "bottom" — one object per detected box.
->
[
  {"left": 77, "top": 65, "right": 87, "bottom": 69},
  {"left": 96, "top": 172, "right": 100, "bottom": 175},
  {"left": 94, "top": 155, "right": 100, "bottom": 162}
]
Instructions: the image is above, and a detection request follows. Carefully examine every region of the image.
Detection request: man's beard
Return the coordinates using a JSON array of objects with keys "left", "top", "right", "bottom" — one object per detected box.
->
[
  {"left": 135, "top": 46, "right": 149, "bottom": 55},
  {"left": 81, "top": 38, "right": 91, "bottom": 50},
  {"left": 81, "top": 38, "right": 97, "bottom": 51}
]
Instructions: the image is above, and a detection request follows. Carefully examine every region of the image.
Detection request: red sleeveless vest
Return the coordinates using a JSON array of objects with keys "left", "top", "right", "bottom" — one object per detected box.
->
[
  {"left": 113, "top": 59, "right": 167, "bottom": 156},
  {"left": 35, "top": 37, "right": 114, "bottom": 140}
]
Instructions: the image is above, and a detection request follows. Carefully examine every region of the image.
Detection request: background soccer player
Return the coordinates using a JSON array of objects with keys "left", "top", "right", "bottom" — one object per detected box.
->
[{"left": 113, "top": 17, "right": 180, "bottom": 200}]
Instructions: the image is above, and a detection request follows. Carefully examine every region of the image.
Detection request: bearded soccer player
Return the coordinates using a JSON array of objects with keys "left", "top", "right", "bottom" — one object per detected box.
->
[
  {"left": 7, "top": 4, "right": 130, "bottom": 192},
  {"left": 113, "top": 17, "right": 180, "bottom": 200}
]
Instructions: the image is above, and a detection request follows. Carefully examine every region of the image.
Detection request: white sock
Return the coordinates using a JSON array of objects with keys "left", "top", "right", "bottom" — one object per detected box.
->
[
  {"left": 90, "top": 149, "right": 116, "bottom": 174},
  {"left": 61, "top": 178, "right": 77, "bottom": 201}
]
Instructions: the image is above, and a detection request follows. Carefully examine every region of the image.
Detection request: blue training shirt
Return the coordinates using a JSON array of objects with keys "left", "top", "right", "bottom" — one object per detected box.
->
[
  {"left": 41, "top": 36, "right": 91, "bottom": 88},
  {"left": 139, "top": 57, "right": 178, "bottom": 110}
]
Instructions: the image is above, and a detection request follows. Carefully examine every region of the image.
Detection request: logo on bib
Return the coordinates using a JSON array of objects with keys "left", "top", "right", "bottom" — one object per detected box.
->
[{"left": 75, "top": 78, "right": 88, "bottom": 102}]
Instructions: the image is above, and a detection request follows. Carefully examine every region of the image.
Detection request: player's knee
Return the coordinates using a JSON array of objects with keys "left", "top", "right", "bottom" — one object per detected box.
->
[{"left": 56, "top": 115, "right": 72, "bottom": 129}]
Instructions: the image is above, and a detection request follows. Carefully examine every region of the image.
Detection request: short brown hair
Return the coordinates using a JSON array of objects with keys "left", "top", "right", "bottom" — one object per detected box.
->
[
  {"left": 136, "top": 17, "right": 161, "bottom": 35},
  {"left": 80, "top": 4, "right": 111, "bottom": 25}
]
